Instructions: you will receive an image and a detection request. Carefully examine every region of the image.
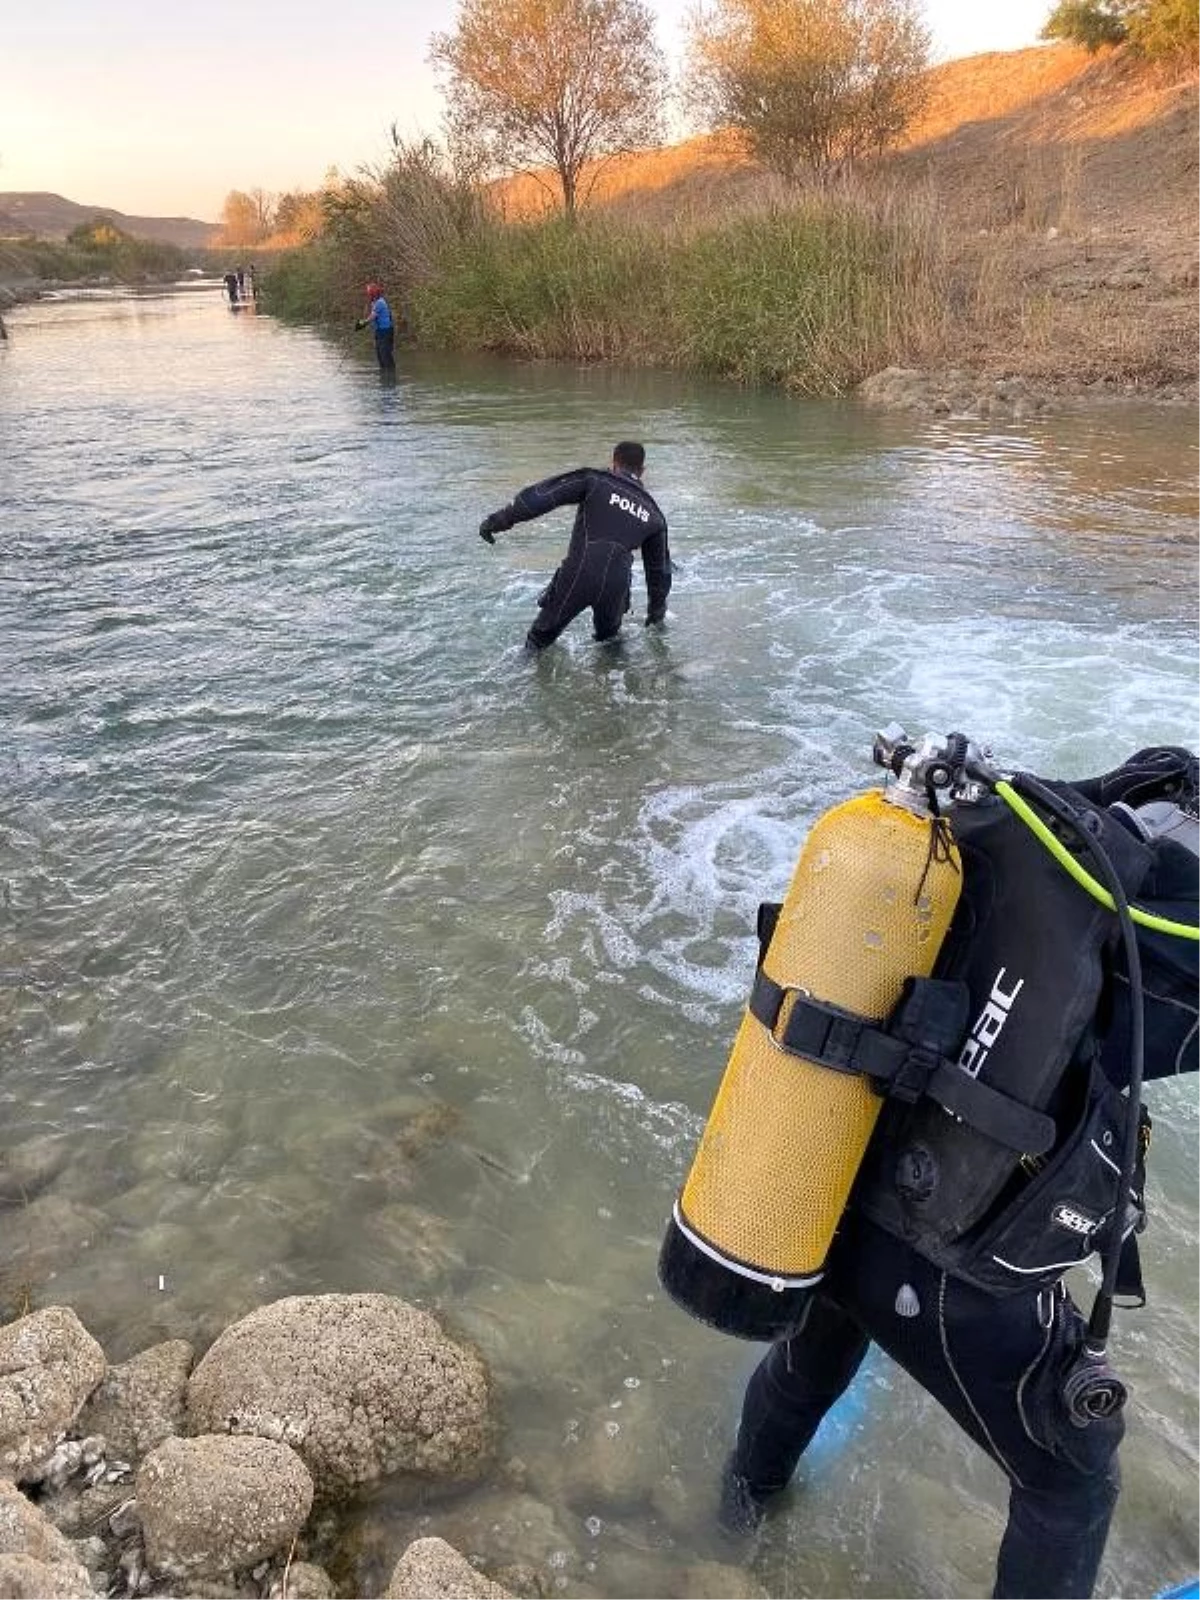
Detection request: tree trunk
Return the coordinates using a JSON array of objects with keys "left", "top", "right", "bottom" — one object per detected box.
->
[{"left": 559, "top": 163, "right": 578, "bottom": 221}]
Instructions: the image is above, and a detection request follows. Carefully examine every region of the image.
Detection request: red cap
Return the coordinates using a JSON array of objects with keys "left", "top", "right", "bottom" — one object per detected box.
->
[{"left": 366, "top": 282, "right": 382, "bottom": 297}]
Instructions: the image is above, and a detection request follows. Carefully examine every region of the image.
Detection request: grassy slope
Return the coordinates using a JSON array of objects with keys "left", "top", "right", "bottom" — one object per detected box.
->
[{"left": 497, "top": 43, "right": 1199, "bottom": 393}]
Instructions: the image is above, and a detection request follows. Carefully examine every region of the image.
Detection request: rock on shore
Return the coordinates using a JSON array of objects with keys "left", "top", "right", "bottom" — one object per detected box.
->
[
  {"left": 0, "top": 1479, "right": 94, "bottom": 1598},
  {"left": 77, "top": 1340, "right": 194, "bottom": 1465},
  {"left": 384, "top": 1537, "right": 513, "bottom": 1599},
  {"left": 137, "top": 1435, "right": 313, "bottom": 1579},
  {"left": 187, "top": 1294, "right": 493, "bottom": 1497},
  {"left": 0, "top": 1308, "right": 106, "bottom": 1482},
  {"left": 858, "top": 365, "right": 1053, "bottom": 418}
]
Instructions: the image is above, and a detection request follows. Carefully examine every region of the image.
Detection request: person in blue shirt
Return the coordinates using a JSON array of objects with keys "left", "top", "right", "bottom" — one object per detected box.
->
[{"left": 356, "top": 282, "right": 396, "bottom": 372}]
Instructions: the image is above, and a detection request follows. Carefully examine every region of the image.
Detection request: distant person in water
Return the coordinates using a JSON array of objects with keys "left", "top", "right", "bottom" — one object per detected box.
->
[
  {"left": 355, "top": 282, "right": 396, "bottom": 372},
  {"left": 246, "top": 264, "right": 258, "bottom": 300},
  {"left": 236, "top": 265, "right": 245, "bottom": 298},
  {"left": 477, "top": 441, "right": 672, "bottom": 652},
  {"left": 222, "top": 270, "right": 239, "bottom": 305}
]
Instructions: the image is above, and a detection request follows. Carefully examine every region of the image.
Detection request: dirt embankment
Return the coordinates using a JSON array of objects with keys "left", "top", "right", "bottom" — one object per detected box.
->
[{"left": 892, "top": 44, "right": 1198, "bottom": 401}]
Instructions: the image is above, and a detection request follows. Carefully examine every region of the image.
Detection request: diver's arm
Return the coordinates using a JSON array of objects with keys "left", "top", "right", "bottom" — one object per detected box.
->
[
  {"left": 479, "top": 470, "right": 593, "bottom": 543},
  {"left": 507, "top": 469, "right": 594, "bottom": 524},
  {"left": 642, "top": 520, "right": 672, "bottom": 624}
]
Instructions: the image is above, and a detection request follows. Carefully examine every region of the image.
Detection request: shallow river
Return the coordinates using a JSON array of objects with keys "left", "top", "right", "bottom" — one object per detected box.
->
[{"left": 1, "top": 286, "right": 1196, "bottom": 1599}]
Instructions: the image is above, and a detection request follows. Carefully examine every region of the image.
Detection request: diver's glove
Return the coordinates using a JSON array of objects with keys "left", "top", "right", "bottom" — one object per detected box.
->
[
  {"left": 478, "top": 509, "right": 512, "bottom": 545},
  {"left": 354, "top": 319, "right": 367, "bottom": 331}
]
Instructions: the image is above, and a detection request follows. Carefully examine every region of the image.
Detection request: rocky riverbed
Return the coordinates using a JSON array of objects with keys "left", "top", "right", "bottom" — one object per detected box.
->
[
  {"left": 0, "top": 1291, "right": 765, "bottom": 1600},
  {"left": 0, "top": 1286, "right": 771, "bottom": 1600}
]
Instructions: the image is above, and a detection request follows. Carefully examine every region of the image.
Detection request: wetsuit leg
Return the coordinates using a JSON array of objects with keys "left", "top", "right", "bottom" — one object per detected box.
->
[
  {"left": 525, "top": 563, "right": 593, "bottom": 651},
  {"left": 592, "top": 580, "right": 631, "bottom": 643},
  {"left": 375, "top": 328, "right": 396, "bottom": 371},
  {"left": 730, "top": 1293, "right": 870, "bottom": 1495},
  {"left": 590, "top": 547, "right": 634, "bottom": 642},
  {"left": 825, "top": 1216, "right": 1123, "bottom": 1600},
  {"left": 724, "top": 1214, "right": 1121, "bottom": 1596},
  {"left": 994, "top": 1462, "right": 1120, "bottom": 1600}
]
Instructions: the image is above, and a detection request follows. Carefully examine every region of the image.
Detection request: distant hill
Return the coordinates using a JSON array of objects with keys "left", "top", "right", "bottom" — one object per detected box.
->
[
  {"left": 498, "top": 43, "right": 1196, "bottom": 245},
  {"left": 0, "top": 192, "right": 216, "bottom": 249}
]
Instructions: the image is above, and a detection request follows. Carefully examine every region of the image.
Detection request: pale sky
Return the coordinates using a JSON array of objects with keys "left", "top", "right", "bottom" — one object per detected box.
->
[{"left": 3, "top": 0, "right": 1055, "bottom": 223}]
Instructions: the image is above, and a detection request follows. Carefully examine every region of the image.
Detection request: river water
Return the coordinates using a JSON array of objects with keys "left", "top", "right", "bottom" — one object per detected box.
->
[{"left": 1, "top": 286, "right": 1196, "bottom": 1599}]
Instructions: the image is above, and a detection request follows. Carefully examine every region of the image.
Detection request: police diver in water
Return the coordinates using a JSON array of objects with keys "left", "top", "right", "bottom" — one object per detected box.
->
[
  {"left": 478, "top": 441, "right": 671, "bottom": 651},
  {"left": 659, "top": 736, "right": 1198, "bottom": 1600}
]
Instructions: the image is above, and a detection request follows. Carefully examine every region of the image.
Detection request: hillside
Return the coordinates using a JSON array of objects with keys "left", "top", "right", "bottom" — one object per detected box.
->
[
  {"left": 496, "top": 42, "right": 1199, "bottom": 397},
  {"left": 0, "top": 192, "right": 216, "bottom": 249}
]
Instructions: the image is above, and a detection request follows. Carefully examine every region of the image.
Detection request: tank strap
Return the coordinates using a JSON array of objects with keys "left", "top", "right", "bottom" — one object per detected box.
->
[
  {"left": 1115, "top": 1233, "right": 1146, "bottom": 1307},
  {"left": 747, "top": 970, "right": 1057, "bottom": 1156},
  {"left": 1114, "top": 1105, "right": 1152, "bottom": 1307}
]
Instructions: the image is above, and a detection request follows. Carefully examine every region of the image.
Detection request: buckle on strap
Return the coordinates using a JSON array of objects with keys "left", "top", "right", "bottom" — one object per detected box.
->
[
  {"left": 746, "top": 968, "right": 1057, "bottom": 1157},
  {"left": 747, "top": 970, "right": 904, "bottom": 1079},
  {"left": 887, "top": 1044, "right": 939, "bottom": 1105}
]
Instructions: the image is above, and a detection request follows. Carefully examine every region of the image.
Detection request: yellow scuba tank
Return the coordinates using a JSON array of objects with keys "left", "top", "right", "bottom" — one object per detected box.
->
[{"left": 658, "top": 735, "right": 963, "bottom": 1339}]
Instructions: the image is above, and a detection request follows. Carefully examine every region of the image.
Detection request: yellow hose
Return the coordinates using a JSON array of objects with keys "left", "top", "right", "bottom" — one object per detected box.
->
[{"left": 995, "top": 780, "right": 1199, "bottom": 943}]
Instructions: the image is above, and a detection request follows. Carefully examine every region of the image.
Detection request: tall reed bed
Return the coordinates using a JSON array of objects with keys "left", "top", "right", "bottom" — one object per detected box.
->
[
  {"left": 268, "top": 146, "right": 952, "bottom": 395},
  {"left": 0, "top": 235, "right": 192, "bottom": 284}
]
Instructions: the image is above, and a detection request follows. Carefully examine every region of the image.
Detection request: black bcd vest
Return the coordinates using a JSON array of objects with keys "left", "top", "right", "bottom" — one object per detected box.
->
[{"left": 850, "top": 785, "right": 1158, "bottom": 1295}]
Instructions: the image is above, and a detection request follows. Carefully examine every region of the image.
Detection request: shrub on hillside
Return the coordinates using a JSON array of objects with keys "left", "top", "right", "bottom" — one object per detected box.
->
[
  {"left": 1041, "top": 0, "right": 1199, "bottom": 57},
  {"left": 1041, "top": 0, "right": 1131, "bottom": 50},
  {"left": 1128, "top": 0, "right": 1199, "bottom": 57},
  {"left": 685, "top": 0, "right": 931, "bottom": 181}
]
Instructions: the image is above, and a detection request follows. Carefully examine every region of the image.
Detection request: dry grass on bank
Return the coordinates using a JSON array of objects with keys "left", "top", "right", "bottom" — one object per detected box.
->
[{"left": 492, "top": 43, "right": 1199, "bottom": 392}]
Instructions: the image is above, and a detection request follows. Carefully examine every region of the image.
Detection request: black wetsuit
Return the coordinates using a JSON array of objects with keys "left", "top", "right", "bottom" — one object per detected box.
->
[
  {"left": 486, "top": 467, "right": 671, "bottom": 650},
  {"left": 730, "top": 1216, "right": 1123, "bottom": 1598},
  {"left": 726, "top": 779, "right": 1199, "bottom": 1600}
]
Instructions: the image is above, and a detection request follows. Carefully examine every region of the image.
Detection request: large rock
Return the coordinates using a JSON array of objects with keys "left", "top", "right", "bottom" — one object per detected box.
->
[
  {"left": 558, "top": 1385, "right": 669, "bottom": 1513},
  {"left": 414, "top": 1487, "right": 578, "bottom": 1587},
  {"left": 186, "top": 1294, "right": 493, "bottom": 1496},
  {"left": 0, "top": 1198, "right": 109, "bottom": 1290},
  {"left": 77, "top": 1339, "right": 193, "bottom": 1464},
  {"left": 0, "top": 1308, "right": 106, "bottom": 1481},
  {"left": 152, "top": 1576, "right": 259, "bottom": 1598},
  {"left": 678, "top": 1560, "right": 770, "bottom": 1598},
  {"left": 137, "top": 1434, "right": 313, "bottom": 1580},
  {"left": 266, "top": 1560, "right": 335, "bottom": 1598},
  {"left": 0, "top": 1553, "right": 93, "bottom": 1598},
  {"left": 385, "top": 1537, "right": 513, "bottom": 1600},
  {"left": 0, "top": 1478, "right": 94, "bottom": 1597},
  {"left": 0, "top": 1136, "right": 72, "bottom": 1204}
]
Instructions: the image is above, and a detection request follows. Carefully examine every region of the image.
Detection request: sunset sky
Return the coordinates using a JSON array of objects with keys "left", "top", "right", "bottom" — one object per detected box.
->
[{"left": 3, "top": 0, "right": 1057, "bottom": 223}]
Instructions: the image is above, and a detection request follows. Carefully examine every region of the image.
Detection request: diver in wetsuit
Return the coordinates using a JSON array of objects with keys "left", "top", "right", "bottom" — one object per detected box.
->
[
  {"left": 478, "top": 441, "right": 671, "bottom": 651},
  {"left": 716, "top": 746, "right": 1199, "bottom": 1600}
]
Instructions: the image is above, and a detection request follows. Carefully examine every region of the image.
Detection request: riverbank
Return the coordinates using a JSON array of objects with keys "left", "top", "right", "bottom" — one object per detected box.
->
[
  {"left": 257, "top": 42, "right": 1196, "bottom": 410},
  {"left": 0, "top": 229, "right": 253, "bottom": 326}
]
